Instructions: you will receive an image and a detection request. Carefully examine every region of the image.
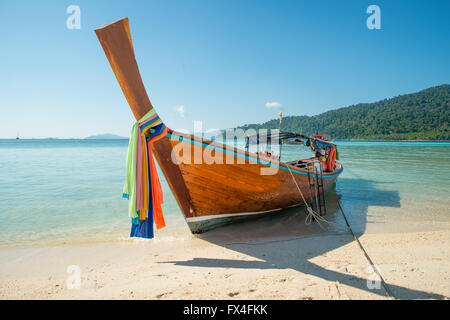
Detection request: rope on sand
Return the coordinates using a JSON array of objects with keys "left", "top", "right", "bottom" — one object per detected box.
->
[
  {"left": 337, "top": 199, "right": 394, "bottom": 299},
  {"left": 286, "top": 162, "right": 395, "bottom": 298}
]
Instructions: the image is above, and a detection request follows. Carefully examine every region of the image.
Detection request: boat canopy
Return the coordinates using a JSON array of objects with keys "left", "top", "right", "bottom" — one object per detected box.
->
[{"left": 245, "top": 130, "right": 335, "bottom": 150}]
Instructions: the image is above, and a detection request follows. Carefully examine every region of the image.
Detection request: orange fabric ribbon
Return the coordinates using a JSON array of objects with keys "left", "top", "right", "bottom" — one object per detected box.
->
[{"left": 146, "top": 126, "right": 168, "bottom": 229}]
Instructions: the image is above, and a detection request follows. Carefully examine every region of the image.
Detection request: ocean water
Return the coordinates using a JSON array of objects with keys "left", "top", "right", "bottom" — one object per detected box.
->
[{"left": 0, "top": 139, "right": 449, "bottom": 248}]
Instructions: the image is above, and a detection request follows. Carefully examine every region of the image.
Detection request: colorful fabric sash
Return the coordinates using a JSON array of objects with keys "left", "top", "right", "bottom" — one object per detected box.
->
[{"left": 123, "top": 109, "right": 167, "bottom": 238}]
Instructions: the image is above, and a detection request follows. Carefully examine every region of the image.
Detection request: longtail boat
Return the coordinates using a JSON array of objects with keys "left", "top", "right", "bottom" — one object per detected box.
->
[{"left": 95, "top": 18, "right": 343, "bottom": 234}]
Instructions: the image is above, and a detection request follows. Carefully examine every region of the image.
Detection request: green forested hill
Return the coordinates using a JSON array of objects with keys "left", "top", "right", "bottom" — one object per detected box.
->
[{"left": 237, "top": 84, "right": 449, "bottom": 140}]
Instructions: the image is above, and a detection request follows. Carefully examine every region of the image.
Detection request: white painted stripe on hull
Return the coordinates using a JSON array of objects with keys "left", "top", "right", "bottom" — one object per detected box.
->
[{"left": 186, "top": 208, "right": 283, "bottom": 223}]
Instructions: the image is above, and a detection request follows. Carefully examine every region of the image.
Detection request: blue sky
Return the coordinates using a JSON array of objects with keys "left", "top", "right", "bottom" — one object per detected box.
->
[{"left": 0, "top": 0, "right": 449, "bottom": 138}]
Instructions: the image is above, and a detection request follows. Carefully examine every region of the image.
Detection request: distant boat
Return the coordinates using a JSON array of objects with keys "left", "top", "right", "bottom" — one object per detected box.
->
[
  {"left": 16, "top": 132, "right": 19, "bottom": 140},
  {"left": 95, "top": 18, "right": 343, "bottom": 233}
]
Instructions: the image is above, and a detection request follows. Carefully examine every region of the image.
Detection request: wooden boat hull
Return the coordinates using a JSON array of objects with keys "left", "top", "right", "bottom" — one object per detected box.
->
[{"left": 153, "top": 130, "right": 343, "bottom": 233}]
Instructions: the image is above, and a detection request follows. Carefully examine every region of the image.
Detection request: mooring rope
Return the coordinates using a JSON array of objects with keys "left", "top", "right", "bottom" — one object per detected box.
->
[
  {"left": 286, "top": 162, "right": 394, "bottom": 298},
  {"left": 336, "top": 199, "right": 394, "bottom": 298},
  {"left": 285, "top": 163, "right": 347, "bottom": 231}
]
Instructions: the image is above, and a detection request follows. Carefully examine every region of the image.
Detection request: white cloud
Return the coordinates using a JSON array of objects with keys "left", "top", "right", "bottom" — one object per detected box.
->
[
  {"left": 265, "top": 101, "right": 282, "bottom": 109},
  {"left": 175, "top": 105, "right": 186, "bottom": 117}
]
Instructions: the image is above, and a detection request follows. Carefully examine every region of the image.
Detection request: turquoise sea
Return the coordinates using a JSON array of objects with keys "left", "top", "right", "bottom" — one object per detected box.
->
[{"left": 0, "top": 139, "right": 449, "bottom": 248}]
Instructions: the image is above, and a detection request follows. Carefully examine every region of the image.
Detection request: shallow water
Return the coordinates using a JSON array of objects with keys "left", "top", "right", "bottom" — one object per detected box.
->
[{"left": 0, "top": 139, "right": 449, "bottom": 247}]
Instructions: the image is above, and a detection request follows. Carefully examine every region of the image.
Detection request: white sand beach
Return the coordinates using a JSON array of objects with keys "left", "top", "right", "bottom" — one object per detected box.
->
[{"left": 1, "top": 229, "right": 449, "bottom": 300}]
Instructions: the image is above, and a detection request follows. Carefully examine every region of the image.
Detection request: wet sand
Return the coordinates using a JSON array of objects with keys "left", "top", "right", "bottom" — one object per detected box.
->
[{"left": 0, "top": 228, "right": 449, "bottom": 300}]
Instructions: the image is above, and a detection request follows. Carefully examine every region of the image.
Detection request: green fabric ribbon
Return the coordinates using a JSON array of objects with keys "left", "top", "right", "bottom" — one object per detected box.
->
[{"left": 123, "top": 109, "right": 157, "bottom": 218}]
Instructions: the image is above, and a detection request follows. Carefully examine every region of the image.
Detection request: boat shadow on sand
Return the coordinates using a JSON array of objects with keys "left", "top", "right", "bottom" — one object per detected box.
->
[{"left": 163, "top": 178, "right": 446, "bottom": 300}]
